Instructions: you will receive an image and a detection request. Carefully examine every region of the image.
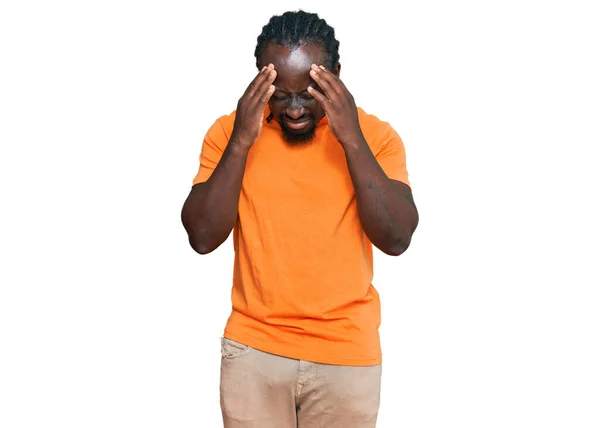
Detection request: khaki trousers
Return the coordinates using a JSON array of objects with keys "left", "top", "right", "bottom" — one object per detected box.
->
[{"left": 220, "top": 338, "right": 382, "bottom": 428}]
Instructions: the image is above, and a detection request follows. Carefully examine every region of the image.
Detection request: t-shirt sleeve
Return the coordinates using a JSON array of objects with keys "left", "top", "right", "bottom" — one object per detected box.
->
[
  {"left": 374, "top": 124, "right": 411, "bottom": 187},
  {"left": 192, "top": 115, "right": 232, "bottom": 185}
]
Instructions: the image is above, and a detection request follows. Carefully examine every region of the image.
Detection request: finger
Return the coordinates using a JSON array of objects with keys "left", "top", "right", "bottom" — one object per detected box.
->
[
  {"left": 320, "top": 64, "right": 350, "bottom": 93},
  {"left": 312, "top": 64, "right": 345, "bottom": 97},
  {"left": 253, "top": 68, "right": 277, "bottom": 104},
  {"left": 258, "top": 84, "right": 276, "bottom": 105},
  {"left": 307, "top": 86, "right": 330, "bottom": 110},
  {"left": 247, "top": 63, "right": 274, "bottom": 97},
  {"left": 310, "top": 68, "right": 337, "bottom": 103}
]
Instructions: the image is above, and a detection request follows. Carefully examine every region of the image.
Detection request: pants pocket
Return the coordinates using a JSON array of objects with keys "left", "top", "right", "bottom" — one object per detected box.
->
[{"left": 220, "top": 337, "right": 251, "bottom": 359}]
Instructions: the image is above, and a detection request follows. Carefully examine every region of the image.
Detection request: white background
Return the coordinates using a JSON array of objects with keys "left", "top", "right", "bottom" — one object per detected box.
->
[{"left": 1, "top": 0, "right": 599, "bottom": 427}]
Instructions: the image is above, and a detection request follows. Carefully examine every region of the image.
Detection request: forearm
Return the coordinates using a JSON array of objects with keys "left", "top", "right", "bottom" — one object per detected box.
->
[
  {"left": 343, "top": 136, "right": 418, "bottom": 256},
  {"left": 181, "top": 135, "right": 250, "bottom": 254}
]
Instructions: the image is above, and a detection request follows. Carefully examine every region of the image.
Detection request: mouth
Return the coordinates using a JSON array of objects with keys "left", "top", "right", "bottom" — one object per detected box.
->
[{"left": 284, "top": 118, "right": 311, "bottom": 131}]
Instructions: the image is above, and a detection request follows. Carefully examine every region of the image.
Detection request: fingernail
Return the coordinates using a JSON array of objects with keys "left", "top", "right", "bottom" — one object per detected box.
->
[{"left": 319, "top": 65, "right": 326, "bottom": 70}]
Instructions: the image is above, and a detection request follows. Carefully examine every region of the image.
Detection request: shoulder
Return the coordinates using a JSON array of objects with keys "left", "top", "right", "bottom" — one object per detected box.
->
[
  {"left": 357, "top": 107, "right": 384, "bottom": 125},
  {"left": 203, "top": 110, "right": 237, "bottom": 148},
  {"left": 357, "top": 107, "right": 402, "bottom": 149},
  {"left": 210, "top": 110, "right": 237, "bottom": 135}
]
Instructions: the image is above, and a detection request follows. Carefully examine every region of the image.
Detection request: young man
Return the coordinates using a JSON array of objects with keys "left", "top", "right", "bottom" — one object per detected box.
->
[{"left": 182, "top": 10, "right": 418, "bottom": 428}]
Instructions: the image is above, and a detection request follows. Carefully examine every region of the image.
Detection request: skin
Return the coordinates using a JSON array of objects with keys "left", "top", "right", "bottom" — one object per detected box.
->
[
  {"left": 181, "top": 43, "right": 418, "bottom": 256},
  {"left": 307, "top": 63, "right": 419, "bottom": 255},
  {"left": 181, "top": 64, "right": 277, "bottom": 254},
  {"left": 263, "top": 44, "right": 334, "bottom": 143}
]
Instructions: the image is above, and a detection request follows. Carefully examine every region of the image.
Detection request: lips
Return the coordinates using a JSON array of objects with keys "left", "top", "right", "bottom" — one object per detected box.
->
[{"left": 284, "top": 118, "right": 311, "bottom": 130}]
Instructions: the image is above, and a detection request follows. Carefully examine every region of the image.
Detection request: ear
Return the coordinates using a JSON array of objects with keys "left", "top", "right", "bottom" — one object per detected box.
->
[{"left": 334, "top": 63, "right": 341, "bottom": 77}]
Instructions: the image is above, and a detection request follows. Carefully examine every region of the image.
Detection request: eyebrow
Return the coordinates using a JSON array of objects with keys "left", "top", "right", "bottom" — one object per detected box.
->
[{"left": 274, "top": 87, "right": 313, "bottom": 94}]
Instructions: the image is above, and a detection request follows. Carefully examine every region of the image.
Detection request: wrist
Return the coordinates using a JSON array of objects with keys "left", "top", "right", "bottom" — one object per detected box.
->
[
  {"left": 340, "top": 130, "right": 366, "bottom": 153},
  {"left": 229, "top": 132, "right": 254, "bottom": 152}
]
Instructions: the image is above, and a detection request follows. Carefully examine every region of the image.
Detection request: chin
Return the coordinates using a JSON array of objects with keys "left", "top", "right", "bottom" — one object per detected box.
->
[
  {"left": 279, "top": 119, "right": 317, "bottom": 144},
  {"left": 281, "top": 127, "right": 317, "bottom": 144}
]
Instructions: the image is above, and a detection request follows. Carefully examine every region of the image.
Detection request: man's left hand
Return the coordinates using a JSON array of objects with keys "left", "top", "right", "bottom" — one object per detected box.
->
[{"left": 308, "top": 64, "right": 363, "bottom": 148}]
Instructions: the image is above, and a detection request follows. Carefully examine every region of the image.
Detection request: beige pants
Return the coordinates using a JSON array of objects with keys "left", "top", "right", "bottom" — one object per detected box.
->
[{"left": 220, "top": 338, "right": 382, "bottom": 428}]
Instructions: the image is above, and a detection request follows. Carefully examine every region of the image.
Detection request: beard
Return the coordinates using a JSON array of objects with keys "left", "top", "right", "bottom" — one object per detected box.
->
[{"left": 278, "top": 112, "right": 317, "bottom": 144}]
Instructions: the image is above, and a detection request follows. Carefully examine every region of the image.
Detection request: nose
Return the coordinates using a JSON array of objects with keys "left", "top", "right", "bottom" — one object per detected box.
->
[
  {"left": 284, "top": 96, "right": 308, "bottom": 120},
  {"left": 285, "top": 105, "right": 306, "bottom": 120}
]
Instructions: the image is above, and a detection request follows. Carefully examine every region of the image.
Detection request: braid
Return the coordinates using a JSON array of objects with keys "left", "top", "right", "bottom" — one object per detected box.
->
[{"left": 254, "top": 10, "right": 340, "bottom": 70}]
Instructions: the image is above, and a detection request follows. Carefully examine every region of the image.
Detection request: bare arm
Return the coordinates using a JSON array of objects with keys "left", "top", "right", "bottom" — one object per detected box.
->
[
  {"left": 181, "top": 140, "right": 251, "bottom": 254},
  {"left": 308, "top": 64, "right": 418, "bottom": 255},
  {"left": 181, "top": 64, "right": 277, "bottom": 254},
  {"left": 343, "top": 137, "right": 418, "bottom": 256}
]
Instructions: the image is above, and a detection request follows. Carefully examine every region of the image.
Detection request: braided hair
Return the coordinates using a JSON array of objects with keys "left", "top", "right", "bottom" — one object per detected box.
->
[{"left": 254, "top": 10, "right": 340, "bottom": 71}]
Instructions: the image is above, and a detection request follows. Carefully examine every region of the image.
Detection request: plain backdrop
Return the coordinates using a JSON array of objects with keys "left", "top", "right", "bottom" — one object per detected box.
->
[{"left": 1, "top": 1, "right": 599, "bottom": 427}]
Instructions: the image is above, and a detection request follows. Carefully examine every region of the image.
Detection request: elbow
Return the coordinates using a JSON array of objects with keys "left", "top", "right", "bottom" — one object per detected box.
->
[
  {"left": 386, "top": 239, "right": 410, "bottom": 256},
  {"left": 369, "top": 225, "right": 415, "bottom": 256},
  {"left": 387, "top": 211, "right": 419, "bottom": 256},
  {"left": 183, "top": 222, "right": 217, "bottom": 255},
  {"left": 384, "top": 231, "right": 414, "bottom": 256},
  {"left": 182, "top": 217, "right": 227, "bottom": 255},
  {"left": 191, "top": 242, "right": 214, "bottom": 255},
  {"left": 182, "top": 211, "right": 217, "bottom": 255},
  {"left": 188, "top": 235, "right": 217, "bottom": 255}
]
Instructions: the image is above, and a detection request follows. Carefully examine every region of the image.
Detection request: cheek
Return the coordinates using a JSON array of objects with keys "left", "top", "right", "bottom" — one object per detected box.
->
[
  {"left": 310, "top": 105, "right": 326, "bottom": 120},
  {"left": 268, "top": 101, "right": 282, "bottom": 116}
]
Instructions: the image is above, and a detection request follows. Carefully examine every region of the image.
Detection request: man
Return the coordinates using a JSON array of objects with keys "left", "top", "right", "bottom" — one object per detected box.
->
[{"left": 182, "top": 10, "right": 418, "bottom": 428}]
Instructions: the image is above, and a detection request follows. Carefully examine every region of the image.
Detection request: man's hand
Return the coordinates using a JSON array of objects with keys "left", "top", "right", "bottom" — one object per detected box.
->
[
  {"left": 232, "top": 63, "right": 277, "bottom": 148},
  {"left": 307, "top": 64, "right": 362, "bottom": 147}
]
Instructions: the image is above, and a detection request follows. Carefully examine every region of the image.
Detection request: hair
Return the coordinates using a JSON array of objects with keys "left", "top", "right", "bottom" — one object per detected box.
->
[{"left": 254, "top": 10, "right": 340, "bottom": 70}]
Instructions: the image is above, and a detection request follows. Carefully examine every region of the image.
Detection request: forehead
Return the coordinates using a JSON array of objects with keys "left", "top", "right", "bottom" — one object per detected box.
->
[{"left": 259, "top": 43, "right": 327, "bottom": 92}]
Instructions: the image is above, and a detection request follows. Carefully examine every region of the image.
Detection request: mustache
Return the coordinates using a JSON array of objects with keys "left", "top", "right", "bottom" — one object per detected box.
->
[{"left": 279, "top": 112, "right": 314, "bottom": 122}]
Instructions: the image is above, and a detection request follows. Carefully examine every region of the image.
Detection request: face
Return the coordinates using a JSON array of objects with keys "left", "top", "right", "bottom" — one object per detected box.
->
[{"left": 258, "top": 43, "right": 339, "bottom": 144}]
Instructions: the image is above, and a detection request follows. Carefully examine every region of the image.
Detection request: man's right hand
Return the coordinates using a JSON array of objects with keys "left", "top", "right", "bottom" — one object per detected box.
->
[
  {"left": 232, "top": 63, "right": 277, "bottom": 148},
  {"left": 182, "top": 64, "right": 277, "bottom": 254}
]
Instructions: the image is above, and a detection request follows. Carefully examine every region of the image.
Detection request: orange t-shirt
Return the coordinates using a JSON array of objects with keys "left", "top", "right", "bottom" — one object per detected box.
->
[{"left": 193, "top": 107, "right": 410, "bottom": 366}]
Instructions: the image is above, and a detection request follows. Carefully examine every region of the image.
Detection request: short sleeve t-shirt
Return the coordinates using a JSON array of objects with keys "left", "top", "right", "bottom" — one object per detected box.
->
[{"left": 193, "top": 107, "right": 410, "bottom": 366}]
